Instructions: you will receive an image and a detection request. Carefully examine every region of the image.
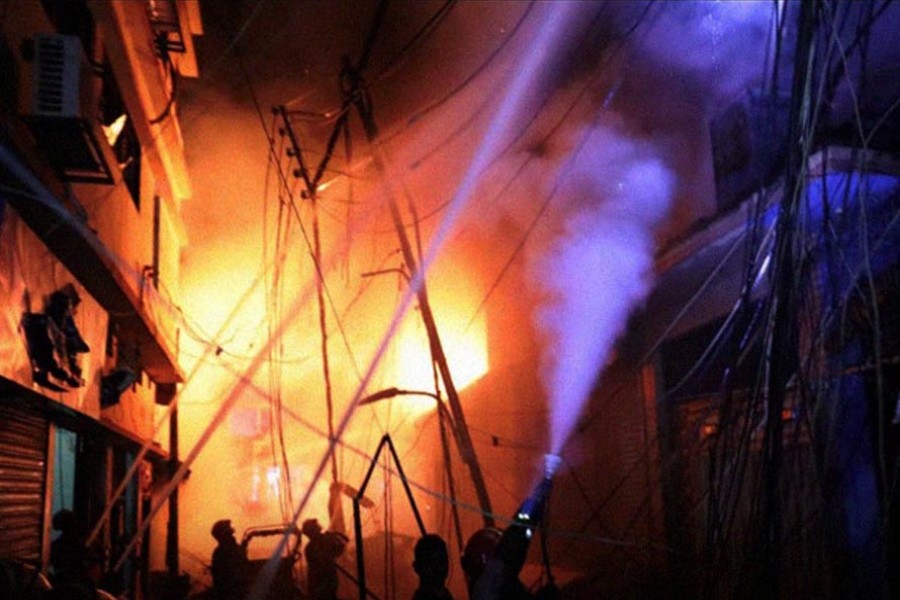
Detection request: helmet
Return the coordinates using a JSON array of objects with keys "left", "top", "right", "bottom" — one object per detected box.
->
[
  {"left": 211, "top": 519, "right": 234, "bottom": 541},
  {"left": 461, "top": 527, "right": 502, "bottom": 584}
]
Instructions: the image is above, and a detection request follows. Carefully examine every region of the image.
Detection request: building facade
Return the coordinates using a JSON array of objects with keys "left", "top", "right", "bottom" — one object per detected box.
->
[
  {"left": 0, "top": 0, "right": 201, "bottom": 596},
  {"left": 460, "top": 2, "right": 900, "bottom": 597},
  {"left": 639, "top": 2, "right": 900, "bottom": 597}
]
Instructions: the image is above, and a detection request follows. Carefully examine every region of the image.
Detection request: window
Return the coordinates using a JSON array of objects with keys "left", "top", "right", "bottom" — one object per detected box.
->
[{"left": 99, "top": 62, "right": 142, "bottom": 211}]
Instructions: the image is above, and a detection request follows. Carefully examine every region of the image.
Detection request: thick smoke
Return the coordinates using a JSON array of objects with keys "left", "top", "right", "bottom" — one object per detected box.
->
[
  {"left": 533, "top": 1, "right": 776, "bottom": 455},
  {"left": 635, "top": 0, "right": 776, "bottom": 104},
  {"left": 535, "top": 128, "right": 674, "bottom": 454}
]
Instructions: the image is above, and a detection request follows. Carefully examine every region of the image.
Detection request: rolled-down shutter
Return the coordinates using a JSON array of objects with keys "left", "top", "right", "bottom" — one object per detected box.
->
[{"left": 0, "top": 402, "right": 49, "bottom": 563}]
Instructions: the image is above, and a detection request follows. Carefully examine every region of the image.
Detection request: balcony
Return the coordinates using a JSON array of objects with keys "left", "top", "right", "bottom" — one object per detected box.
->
[{"left": 0, "top": 136, "right": 184, "bottom": 384}]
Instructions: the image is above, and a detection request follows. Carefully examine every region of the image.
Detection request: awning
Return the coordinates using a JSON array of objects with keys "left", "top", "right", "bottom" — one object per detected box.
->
[{"left": 0, "top": 376, "right": 170, "bottom": 465}]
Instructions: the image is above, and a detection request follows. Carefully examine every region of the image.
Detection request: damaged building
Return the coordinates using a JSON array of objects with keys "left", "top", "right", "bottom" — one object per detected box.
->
[
  {"left": 1, "top": 1, "right": 899, "bottom": 599},
  {"left": 0, "top": 0, "right": 202, "bottom": 596}
]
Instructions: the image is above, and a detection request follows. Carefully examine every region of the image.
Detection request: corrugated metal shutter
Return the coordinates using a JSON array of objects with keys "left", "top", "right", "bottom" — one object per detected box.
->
[{"left": 0, "top": 403, "right": 49, "bottom": 563}]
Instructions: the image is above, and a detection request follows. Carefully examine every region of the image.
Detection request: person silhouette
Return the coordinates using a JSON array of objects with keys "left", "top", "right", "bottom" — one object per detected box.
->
[
  {"left": 302, "top": 519, "right": 348, "bottom": 600},
  {"left": 50, "top": 510, "right": 81, "bottom": 584},
  {"left": 412, "top": 534, "right": 453, "bottom": 600},
  {"left": 210, "top": 519, "right": 249, "bottom": 599}
]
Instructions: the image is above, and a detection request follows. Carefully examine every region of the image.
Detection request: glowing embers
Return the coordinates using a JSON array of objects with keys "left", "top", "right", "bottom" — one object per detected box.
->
[{"left": 391, "top": 303, "right": 488, "bottom": 406}]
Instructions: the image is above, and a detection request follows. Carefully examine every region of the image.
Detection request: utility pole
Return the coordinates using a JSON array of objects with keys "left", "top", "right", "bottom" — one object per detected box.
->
[
  {"left": 159, "top": 383, "right": 179, "bottom": 579},
  {"left": 274, "top": 0, "right": 495, "bottom": 527},
  {"left": 278, "top": 106, "right": 496, "bottom": 527},
  {"left": 759, "top": 0, "right": 818, "bottom": 595},
  {"left": 382, "top": 185, "right": 496, "bottom": 527},
  {"left": 349, "top": 79, "right": 496, "bottom": 527},
  {"left": 277, "top": 106, "right": 345, "bottom": 532}
]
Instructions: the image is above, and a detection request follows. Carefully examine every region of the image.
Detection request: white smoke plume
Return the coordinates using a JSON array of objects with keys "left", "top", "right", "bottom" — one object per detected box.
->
[
  {"left": 535, "top": 127, "right": 674, "bottom": 455},
  {"left": 532, "top": 0, "right": 777, "bottom": 456}
]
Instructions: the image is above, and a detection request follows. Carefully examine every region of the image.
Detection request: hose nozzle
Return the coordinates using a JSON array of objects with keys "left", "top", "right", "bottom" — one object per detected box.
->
[{"left": 544, "top": 453, "right": 562, "bottom": 480}]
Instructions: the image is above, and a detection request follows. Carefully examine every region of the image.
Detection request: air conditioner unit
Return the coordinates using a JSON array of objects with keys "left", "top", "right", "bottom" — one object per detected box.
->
[
  {"left": 24, "top": 34, "right": 114, "bottom": 184},
  {"left": 30, "top": 34, "right": 83, "bottom": 118},
  {"left": 710, "top": 89, "right": 791, "bottom": 212}
]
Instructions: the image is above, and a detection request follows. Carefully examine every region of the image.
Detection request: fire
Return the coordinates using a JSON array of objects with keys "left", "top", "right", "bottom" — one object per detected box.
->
[{"left": 392, "top": 300, "right": 489, "bottom": 400}]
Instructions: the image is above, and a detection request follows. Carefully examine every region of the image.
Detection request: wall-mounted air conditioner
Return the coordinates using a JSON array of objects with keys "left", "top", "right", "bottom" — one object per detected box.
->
[
  {"left": 710, "top": 90, "right": 791, "bottom": 213},
  {"left": 24, "top": 34, "right": 114, "bottom": 184},
  {"left": 30, "top": 34, "right": 83, "bottom": 118}
]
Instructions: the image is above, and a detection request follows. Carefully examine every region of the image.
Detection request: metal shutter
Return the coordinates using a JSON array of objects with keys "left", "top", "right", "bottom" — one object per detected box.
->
[{"left": 0, "top": 403, "right": 49, "bottom": 563}]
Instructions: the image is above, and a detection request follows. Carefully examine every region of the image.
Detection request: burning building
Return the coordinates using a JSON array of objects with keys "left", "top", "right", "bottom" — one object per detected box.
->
[
  {"left": 0, "top": 0, "right": 202, "bottom": 596},
  {"left": 1, "top": 1, "right": 899, "bottom": 599}
]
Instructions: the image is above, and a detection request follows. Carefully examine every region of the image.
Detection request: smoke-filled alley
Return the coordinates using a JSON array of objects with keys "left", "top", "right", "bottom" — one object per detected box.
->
[{"left": 2, "top": 1, "right": 900, "bottom": 599}]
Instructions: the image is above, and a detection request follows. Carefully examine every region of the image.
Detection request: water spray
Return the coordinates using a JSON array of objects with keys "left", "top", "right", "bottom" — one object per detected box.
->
[
  {"left": 468, "top": 453, "right": 563, "bottom": 597},
  {"left": 543, "top": 452, "right": 562, "bottom": 480},
  {"left": 515, "top": 453, "right": 560, "bottom": 527}
]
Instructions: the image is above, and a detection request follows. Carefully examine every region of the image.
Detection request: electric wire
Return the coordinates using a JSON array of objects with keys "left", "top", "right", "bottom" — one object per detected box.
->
[
  {"left": 251, "top": 2, "right": 892, "bottom": 596},
  {"left": 393, "top": 2, "right": 536, "bottom": 131},
  {"left": 280, "top": 0, "right": 456, "bottom": 120},
  {"left": 5, "top": 0, "right": 556, "bottom": 584},
  {"left": 373, "top": 0, "right": 458, "bottom": 82},
  {"left": 549, "top": 271, "right": 772, "bottom": 574},
  {"left": 375, "top": 0, "right": 653, "bottom": 242},
  {"left": 247, "top": 8, "right": 588, "bottom": 595},
  {"left": 237, "top": 49, "right": 369, "bottom": 396},
  {"left": 12, "top": 8, "right": 760, "bottom": 564},
  {"left": 700, "top": 3, "right": 900, "bottom": 596},
  {"left": 822, "top": 0, "right": 891, "bottom": 507},
  {"left": 112, "top": 262, "right": 329, "bottom": 574},
  {"left": 709, "top": 5, "right": 816, "bottom": 587},
  {"left": 202, "top": 0, "right": 272, "bottom": 82},
  {"left": 692, "top": 2, "right": 800, "bottom": 589},
  {"left": 267, "top": 109, "right": 297, "bottom": 521},
  {"left": 250, "top": 84, "right": 370, "bottom": 390},
  {"left": 377, "top": 20, "right": 617, "bottom": 236},
  {"left": 82, "top": 23, "right": 400, "bottom": 558},
  {"left": 0, "top": 166, "right": 305, "bottom": 551},
  {"left": 282, "top": 1, "right": 530, "bottom": 141},
  {"left": 535, "top": 125, "right": 785, "bottom": 573},
  {"left": 15, "top": 0, "right": 900, "bottom": 592},
  {"left": 148, "top": 42, "right": 178, "bottom": 125}
]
